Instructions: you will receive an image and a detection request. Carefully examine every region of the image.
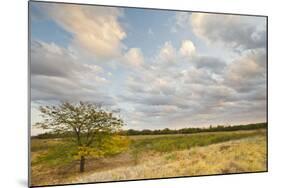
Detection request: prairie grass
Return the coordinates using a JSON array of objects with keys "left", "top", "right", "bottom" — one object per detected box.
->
[
  {"left": 74, "top": 135, "right": 266, "bottom": 183},
  {"left": 130, "top": 129, "right": 265, "bottom": 163},
  {"left": 31, "top": 129, "right": 267, "bottom": 186}
]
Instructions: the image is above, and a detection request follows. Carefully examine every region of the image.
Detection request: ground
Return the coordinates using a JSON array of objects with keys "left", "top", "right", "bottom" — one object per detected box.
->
[{"left": 31, "top": 129, "right": 267, "bottom": 186}]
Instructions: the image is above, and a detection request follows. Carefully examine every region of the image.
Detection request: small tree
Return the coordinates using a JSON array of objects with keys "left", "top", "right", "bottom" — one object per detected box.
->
[{"left": 35, "top": 101, "right": 127, "bottom": 172}]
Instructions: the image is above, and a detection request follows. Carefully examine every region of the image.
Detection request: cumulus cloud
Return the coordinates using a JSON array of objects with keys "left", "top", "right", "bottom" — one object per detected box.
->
[
  {"left": 31, "top": 41, "right": 103, "bottom": 78},
  {"left": 224, "top": 49, "right": 266, "bottom": 93},
  {"left": 30, "top": 40, "right": 114, "bottom": 105},
  {"left": 31, "top": 3, "right": 267, "bottom": 131},
  {"left": 153, "top": 40, "right": 197, "bottom": 66},
  {"left": 191, "top": 13, "right": 266, "bottom": 50},
  {"left": 46, "top": 4, "right": 126, "bottom": 59},
  {"left": 119, "top": 45, "right": 266, "bottom": 129},
  {"left": 123, "top": 48, "right": 144, "bottom": 67},
  {"left": 181, "top": 67, "right": 218, "bottom": 85},
  {"left": 155, "top": 41, "right": 177, "bottom": 64},
  {"left": 179, "top": 40, "right": 196, "bottom": 57}
]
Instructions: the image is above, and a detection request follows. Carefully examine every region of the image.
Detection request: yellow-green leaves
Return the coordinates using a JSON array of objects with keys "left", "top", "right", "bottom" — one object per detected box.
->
[
  {"left": 73, "top": 146, "right": 104, "bottom": 160},
  {"left": 73, "top": 135, "right": 130, "bottom": 160}
]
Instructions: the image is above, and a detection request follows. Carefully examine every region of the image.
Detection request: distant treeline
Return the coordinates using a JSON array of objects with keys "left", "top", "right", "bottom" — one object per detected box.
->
[
  {"left": 33, "top": 122, "right": 267, "bottom": 139},
  {"left": 121, "top": 122, "right": 267, "bottom": 136}
]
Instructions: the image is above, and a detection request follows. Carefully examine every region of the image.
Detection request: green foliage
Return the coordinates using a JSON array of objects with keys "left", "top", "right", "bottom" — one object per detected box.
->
[
  {"left": 73, "top": 134, "right": 130, "bottom": 159},
  {"left": 35, "top": 101, "right": 123, "bottom": 136},
  {"left": 131, "top": 129, "right": 266, "bottom": 154},
  {"left": 122, "top": 122, "right": 267, "bottom": 136},
  {"left": 32, "top": 135, "right": 130, "bottom": 167},
  {"left": 32, "top": 138, "right": 77, "bottom": 167},
  {"left": 31, "top": 138, "right": 62, "bottom": 152},
  {"left": 33, "top": 101, "right": 128, "bottom": 172}
]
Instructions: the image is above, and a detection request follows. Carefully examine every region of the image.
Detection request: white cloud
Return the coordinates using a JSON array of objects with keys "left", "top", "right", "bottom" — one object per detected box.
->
[
  {"left": 224, "top": 49, "right": 266, "bottom": 93},
  {"left": 158, "top": 42, "right": 176, "bottom": 63},
  {"left": 30, "top": 40, "right": 112, "bottom": 104},
  {"left": 179, "top": 40, "right": 196, "bottom": 57},
  {"left": 154, "top": 40, "right": 197, "bottom": 65},
  {"left": 123, "top": 48, "right": 144, "bottom": 67},
  {"left": 190, "top": 13, "right": 266, "bottom": 50},
  {"left": 46, "top": 4, "right": 126, "bottom": 59},
  {"left": 31, "top": 4, "right": 267, "bottom": 130},
  {"left": 155, "top": 41, "right": 177, "bottom": 64},
  {"left": 182, "top": 67, "right": 217, "bottom": 85},
  {"left": 31, "top": 40, "right": 103, "bottom": 78},
  {"left": 120, "top": 44, "right": 266, "bottom": 128}
]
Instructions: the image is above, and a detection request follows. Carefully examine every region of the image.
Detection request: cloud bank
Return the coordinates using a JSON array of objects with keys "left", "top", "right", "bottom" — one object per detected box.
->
[{"left": 30, "top": 3, "right": 267, "bottom": 133}]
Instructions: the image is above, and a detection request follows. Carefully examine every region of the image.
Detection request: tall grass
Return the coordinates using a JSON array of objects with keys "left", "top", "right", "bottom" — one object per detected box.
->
[
  {"left": 31, "top": 129, "right": 267, "bottom": 186},
  {"left": 131, "top": 129, "right": 265, "bottom": 153},
  {"left": 74, "top": 135, "right": 266, "bottom": 183}
]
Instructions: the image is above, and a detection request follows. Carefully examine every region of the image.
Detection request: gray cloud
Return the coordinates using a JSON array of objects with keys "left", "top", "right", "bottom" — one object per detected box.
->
[
  {"left": 191, "top": 13, "right": 266, "bottom": 50},
  {"left": 193, "top": 56, "right": 226, "bottom": 73},
  {"left": 117, "top": 45, "right": 266, "bottom": 129},
  {"left": 223, "top": 49, "right": 266, "bottom": 93},
  {"left": 31, "top": 41, "right": 104, "bottom": 78},
  {"left": 30, "top": 40, "right": 115, "bottom": 106},
  {"left": 30, "top": 6, "right": 267, "bottom": 131}
]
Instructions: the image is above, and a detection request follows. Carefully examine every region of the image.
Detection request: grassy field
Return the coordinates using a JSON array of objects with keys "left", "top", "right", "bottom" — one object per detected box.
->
[{"left": 31, "top": 129, "right": 267, "bottom": 186}]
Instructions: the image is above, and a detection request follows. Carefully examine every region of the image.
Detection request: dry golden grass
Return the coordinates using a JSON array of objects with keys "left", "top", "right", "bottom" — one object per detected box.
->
[
  {"left": 72, "top": 135, "right": 266, "bottom": 183},
  {"left": 31, "top": 130, "right": 267, "bottom": 186}
]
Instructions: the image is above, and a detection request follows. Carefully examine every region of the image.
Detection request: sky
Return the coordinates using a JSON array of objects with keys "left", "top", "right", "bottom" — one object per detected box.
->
[{"left": 30, "top": 2, "right": 267, "bottom": 135}]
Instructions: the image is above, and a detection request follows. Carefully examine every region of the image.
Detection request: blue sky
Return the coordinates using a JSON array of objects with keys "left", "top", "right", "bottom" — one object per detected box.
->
[{"left": 30, "top": 2, "right": 267, "bottom": 135}]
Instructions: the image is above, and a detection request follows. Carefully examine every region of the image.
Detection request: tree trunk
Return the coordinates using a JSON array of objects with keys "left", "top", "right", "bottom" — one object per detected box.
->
[{"left": 80, "top": 156, "right": 85, "bottom": 173}]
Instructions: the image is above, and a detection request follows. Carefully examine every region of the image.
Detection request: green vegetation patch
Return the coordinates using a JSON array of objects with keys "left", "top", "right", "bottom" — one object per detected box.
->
[{"left": 131, "top": 129, "right": 266, "bottom": 153}]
